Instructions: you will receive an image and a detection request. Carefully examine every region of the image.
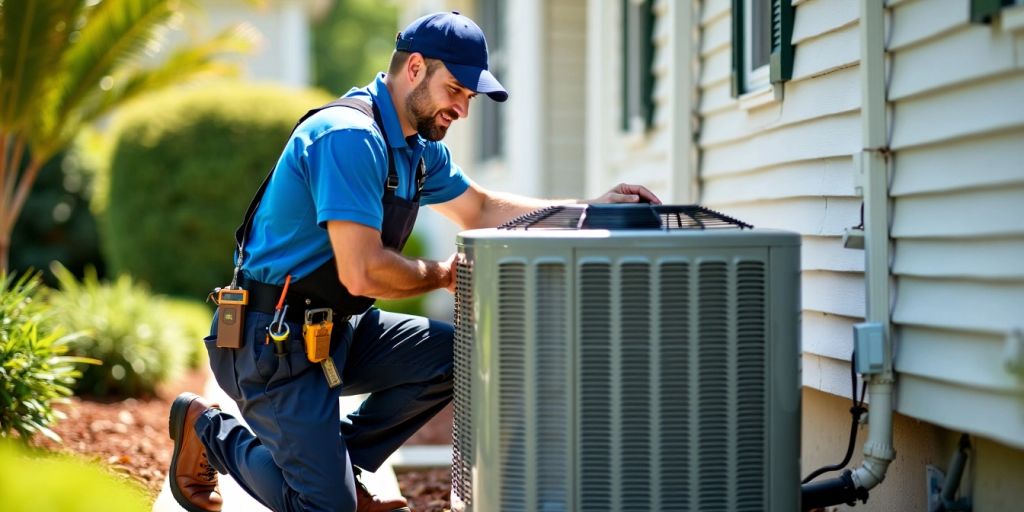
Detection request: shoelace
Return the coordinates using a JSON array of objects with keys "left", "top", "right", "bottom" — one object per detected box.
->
[{"left": 198, "top": 452, "right": 218, "bottom": 483}]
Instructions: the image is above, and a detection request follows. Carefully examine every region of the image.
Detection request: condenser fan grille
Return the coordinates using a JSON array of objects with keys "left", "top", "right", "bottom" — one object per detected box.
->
[{"left": 497, "top": 204, "right": 753, "bottom": 231}]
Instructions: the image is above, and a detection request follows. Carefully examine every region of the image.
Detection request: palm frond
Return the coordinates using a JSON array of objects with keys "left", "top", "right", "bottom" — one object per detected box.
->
[
  {"left": 42, "top": 0, "right": 184, "bottom": 144},
  {"left": 0, "top": 0, "right": 82, "bottom": 130},
  {"left": 69, "top": 22, "right": 261, "bottom": 136}
]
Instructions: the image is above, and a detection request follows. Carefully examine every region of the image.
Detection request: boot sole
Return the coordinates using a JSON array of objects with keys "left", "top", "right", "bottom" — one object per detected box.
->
[{"left": 169, "top": 392, "right": 215, "bottom": 512}]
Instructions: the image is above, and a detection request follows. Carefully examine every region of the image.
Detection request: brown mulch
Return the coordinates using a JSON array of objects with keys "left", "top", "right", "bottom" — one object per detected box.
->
[
  {"left": 29, "top": 369, "right": 208, "bottom": 497},
  {"left": 30, "top": 369, "right": 455, "bottom": 508},
  {"left": 396, "top": 467, "right": 452, "bottom": 512}
]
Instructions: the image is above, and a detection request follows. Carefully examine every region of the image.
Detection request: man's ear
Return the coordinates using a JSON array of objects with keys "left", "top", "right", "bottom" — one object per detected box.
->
[{"left": 406, "top": 53, "right": 426, "bottom": 85}]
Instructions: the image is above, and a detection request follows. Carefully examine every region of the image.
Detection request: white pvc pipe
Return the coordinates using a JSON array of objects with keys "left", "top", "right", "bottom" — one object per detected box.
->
[{"left": 852, "top": 0, "right": 896, "bottom": 492}]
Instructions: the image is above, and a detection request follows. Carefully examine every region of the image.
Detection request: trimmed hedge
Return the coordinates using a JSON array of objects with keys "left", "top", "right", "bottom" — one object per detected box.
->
[{"left": 103, "top": 83, "right": 333, "bottom": 297}]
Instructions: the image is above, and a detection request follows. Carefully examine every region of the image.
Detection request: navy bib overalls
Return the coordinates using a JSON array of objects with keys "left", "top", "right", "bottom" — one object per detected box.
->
[{"left": 195, "top": 98, "right": 455, "bottom": 512}]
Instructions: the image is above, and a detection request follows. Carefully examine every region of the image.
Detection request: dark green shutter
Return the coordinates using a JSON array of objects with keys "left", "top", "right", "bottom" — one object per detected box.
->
[
  {"left": 971, "top": 0, "right": 1013, "bottom": 23},
  {"left": 730, "top": 0, "right": 744, "bottom": 97},
  {"left": 769, "top": 0, "right": 794, "bottom": 84},
  {"left": 641, "top": 0, "right": 655, "bottom": 129}
]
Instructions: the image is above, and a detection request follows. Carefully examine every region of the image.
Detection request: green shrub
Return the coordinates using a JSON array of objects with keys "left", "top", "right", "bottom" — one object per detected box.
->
[
  {"left": 46, "top": 263, "right": 184, "bottom": 398},
  {"left": 161, "top": 297, "right": 215, "bottom": 370},
  {"left": 0, "top": 442, "right": 148, "bottom": 511},
  {"left": 102, "top": 82, "right": 334, "bottom": 298},
  {"left": 0, "top": 273, "right": 93, "bottom": 443}
]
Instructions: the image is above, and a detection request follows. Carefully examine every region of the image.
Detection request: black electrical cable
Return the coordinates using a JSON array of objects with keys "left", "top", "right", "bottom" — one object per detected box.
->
[{"left": 801, "top": 351, "right": 868, "bottom": 484}]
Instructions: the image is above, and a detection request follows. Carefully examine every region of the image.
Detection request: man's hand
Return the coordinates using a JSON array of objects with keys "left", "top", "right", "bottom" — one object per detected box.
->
[
  {"left": 443, "top": 252, "right": 459, "bottom": 294},
  {"left": 589, "top": 183, "right": 662, "bottom": 205}
]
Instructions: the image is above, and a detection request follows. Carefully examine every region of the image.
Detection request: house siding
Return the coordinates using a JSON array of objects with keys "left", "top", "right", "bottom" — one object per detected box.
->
[
  {"left": 697, "top": 0, "right": 865, "bottom": 400},
  {"left": 543, "top": 0, "right": 588, "bottom": 198},
  {"left": 886, "top": 0, "right": 1024, "bottom": 449}
]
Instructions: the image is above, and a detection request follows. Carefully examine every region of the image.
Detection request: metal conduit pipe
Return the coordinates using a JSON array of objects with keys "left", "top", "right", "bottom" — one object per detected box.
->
[{"left": 800, "top": 0, "right": 896, "bottom": 507}]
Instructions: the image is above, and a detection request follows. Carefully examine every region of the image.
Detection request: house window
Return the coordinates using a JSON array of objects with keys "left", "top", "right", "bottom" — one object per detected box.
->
[
  {"left": 477, "top": 0, "right": 505, "bottom": 162},
  {"left": 744, "top": 0, "right": 771, "bottom": 91},
  {"left": 622, "top": 0, "right": 655, "bottom": 132},
  {"left": 732, "top": 0, "right": 793, "bottom": 97},
  {"left": 971, "top": 0, "right": 1024, "bottom": 23}
]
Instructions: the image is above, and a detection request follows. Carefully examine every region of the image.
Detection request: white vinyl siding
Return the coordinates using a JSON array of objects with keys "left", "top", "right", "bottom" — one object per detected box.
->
[
  {"left": 886, "top": 0, "right": 1024, "bottom": 449},
  {"left": 543, "top": 0, "right": 588, "bottom": 197},
  {"left": 698, "top": 0, "right": 864, "bottom": 399},
  {"left": 600, "top": 0, "right": 672, "bottom": 197}
]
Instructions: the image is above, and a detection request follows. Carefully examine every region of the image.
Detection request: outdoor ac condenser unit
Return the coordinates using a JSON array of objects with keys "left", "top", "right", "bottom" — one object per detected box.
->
[{"left": 451, "top": 204, "right": 801, "bottom": 512}]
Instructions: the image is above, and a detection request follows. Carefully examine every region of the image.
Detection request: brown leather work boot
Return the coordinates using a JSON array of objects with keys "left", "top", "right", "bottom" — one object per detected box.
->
[
  {"left": 169, "top": 392, "right": 223, "bottom": 512},
  {"left": 354, "top": 467, "right": 411, "bottom": 512}
]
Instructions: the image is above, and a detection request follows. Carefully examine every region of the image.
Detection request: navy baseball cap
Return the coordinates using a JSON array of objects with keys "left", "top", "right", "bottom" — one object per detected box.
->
[{"left": 396, "top": 11, "right": 508, "bottom": 102}]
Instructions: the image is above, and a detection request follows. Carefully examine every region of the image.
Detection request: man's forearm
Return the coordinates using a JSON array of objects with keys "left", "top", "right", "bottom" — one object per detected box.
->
[{"left": 349, "top": 248, "right": 450, "bottom": 299}]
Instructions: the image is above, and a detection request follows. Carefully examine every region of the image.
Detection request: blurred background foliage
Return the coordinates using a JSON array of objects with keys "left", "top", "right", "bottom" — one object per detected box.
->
[
  {"left": 101, "top": 83, "right": 333, "bottom": 298},
  {"left": 312, "top": 0, "right": 400, "bottom": 93},
  {"left": 0, "top": 442, "right": 149, "bottom": 511},
  {"left": 6, "top": 0, "right": 418, "bottom": 408},
  {"left": 46, "top": 263, "right": 189, "bottom": 398}
]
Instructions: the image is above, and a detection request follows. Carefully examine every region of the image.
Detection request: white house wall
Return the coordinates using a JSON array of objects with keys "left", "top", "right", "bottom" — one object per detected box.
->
[{"left": 885, "top": 0, "right": 1024, "bottom": 450}]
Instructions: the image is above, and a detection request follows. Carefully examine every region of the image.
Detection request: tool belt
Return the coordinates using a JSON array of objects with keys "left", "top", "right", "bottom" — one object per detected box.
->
[{"left": 242, "top": 277, "right": 345, "bottom": 325}]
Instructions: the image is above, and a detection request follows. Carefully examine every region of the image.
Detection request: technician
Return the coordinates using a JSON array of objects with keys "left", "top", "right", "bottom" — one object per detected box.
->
[{"left": 167, "top": 11, "right": 660, "bottom": 512}]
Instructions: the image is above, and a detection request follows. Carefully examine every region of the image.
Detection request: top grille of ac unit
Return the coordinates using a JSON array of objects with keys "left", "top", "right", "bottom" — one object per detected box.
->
[{"left": 453, "top": 204, "right": 801, "bottom": 512}]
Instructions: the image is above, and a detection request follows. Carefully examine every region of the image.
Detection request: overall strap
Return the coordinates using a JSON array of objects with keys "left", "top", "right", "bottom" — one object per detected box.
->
[{"left": 232, "top": 98, "right": 400, "bottom": 281}]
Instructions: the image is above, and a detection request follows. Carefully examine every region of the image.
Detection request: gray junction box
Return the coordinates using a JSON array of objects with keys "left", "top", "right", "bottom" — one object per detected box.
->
[{"left": 451, "top": 205, "right": 802, "bottom": 512}]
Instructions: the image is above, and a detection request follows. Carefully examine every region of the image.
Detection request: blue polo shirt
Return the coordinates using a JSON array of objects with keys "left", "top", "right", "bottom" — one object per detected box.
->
[{"left": 240, "top": 74, "right": 470, "bottom": 285}]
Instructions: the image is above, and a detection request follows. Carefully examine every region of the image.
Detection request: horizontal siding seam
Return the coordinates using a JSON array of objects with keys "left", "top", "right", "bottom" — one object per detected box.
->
[
  {"left": 700, "top": 108, "right": 860, "bottom": 149},
  {"left": 791, "top": 17, "right": 860, "bottom": 47},
  {"left": 891, "top": 180, "right": 1024, "bottom": 199},
  {"left": 893, "top": 369, "right": 1024, "bottom": 395},
  {"left": 891, "top": 123, "right": 1024, "bottom": 152},
  {"left": 886, "top": 22, "right": 973, "bottom": 54},
  {"left": 702, "top": 154, "right": 858, "bottom": 178},
  {"left": 709, "top": 195, "right": 862, "bottom": 208},
  {"left": 699, "top": 6, "right": 729, "bottom": 27},
  {"left": 791, "top": 60, "right": 860, "bottom": 83},
  {"left": 889, "top": 67, "right": 1024, "bottom": 103}
]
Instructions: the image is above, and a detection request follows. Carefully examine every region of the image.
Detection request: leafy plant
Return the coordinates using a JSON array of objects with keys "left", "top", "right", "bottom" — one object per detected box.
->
[
  {"left": 46, "top": 263, "right": 183, "bottom": 398},
  {"left": 0, "top": 272, "right": 95, "bottom": 443},
  {"left": 0, "top": 0, "right": 258, "bottom": 272}
]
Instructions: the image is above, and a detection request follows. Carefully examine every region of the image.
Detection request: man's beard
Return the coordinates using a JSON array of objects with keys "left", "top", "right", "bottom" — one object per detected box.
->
[{"left": 406, "top": 79, "right": 457, "bottom": 141}]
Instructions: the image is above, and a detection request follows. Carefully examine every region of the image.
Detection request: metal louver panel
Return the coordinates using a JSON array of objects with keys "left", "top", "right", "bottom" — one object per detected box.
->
[
  {"left": 452, "top": 260, "right": 474, "bottom": 507},
  {"left": 536, "top": 263, "right": 569, "bottom": 511},
  {"left": 698, "top": 261, "right": 730, "bottom": 510},
  {"left": 498, "top": 262, "right": 528, "bottom": 510},
  {"left": 578, "top": 262, "right": 612, "bottom": 510},
  {"left": 620, "top": 262, "right": 652, "bottom": 509},
  {"left": 659, "top": 261, "right": 691, "bottom": 508},
  {"left": 736, "top": 261, "right": 768, "bottom": 510}
]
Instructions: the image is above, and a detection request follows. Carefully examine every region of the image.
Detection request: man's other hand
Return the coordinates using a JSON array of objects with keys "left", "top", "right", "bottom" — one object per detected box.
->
[{"left": 590, "top": 183, "right": 662, "bottom": 205}]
